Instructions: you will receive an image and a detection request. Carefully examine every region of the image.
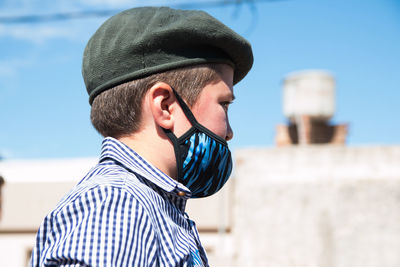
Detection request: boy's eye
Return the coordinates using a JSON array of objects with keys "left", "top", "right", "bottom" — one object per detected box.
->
[{"left": 221, "top": 101, "right": 233, "bottom": 112}]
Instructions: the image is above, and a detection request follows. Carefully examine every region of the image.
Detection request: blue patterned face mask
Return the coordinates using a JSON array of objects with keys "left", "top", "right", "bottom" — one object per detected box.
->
[{"left": 163, "top": 88, "right": 233, "bottom": 198}]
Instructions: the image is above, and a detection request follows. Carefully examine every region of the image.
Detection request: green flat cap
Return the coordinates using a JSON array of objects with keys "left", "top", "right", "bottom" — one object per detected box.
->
[{"left": 83, "top": 6, "right": 253, "bottom": 104}]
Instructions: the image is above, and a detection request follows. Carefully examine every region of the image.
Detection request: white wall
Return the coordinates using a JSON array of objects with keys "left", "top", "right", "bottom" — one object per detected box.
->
[{"left": 233, "top": 145, "right": 400, "bottom": 267}]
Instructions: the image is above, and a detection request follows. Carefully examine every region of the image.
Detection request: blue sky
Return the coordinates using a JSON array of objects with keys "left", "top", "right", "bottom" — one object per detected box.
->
[{"left": 0, "top": 0, "right": 399, "bottom": 159}]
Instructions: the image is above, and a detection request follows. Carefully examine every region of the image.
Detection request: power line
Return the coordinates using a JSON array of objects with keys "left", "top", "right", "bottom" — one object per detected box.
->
[{"left": 0, "top": 0, "right": 285, "bottom": 24}]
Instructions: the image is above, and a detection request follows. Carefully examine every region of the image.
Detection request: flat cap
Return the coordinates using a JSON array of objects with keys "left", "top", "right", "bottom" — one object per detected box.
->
[{"left": 83, "top": 6, "right": 253, "bottom": 104}]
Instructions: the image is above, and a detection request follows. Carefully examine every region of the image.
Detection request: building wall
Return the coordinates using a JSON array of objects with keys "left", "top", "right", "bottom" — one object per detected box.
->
[{"left": 233, "top": 145, "right": 400, "bottom": 267}]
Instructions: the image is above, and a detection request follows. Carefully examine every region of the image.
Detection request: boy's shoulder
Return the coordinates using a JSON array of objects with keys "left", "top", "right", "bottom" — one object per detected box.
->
[{"left": 50, "top": 161, "right": 157, "bottom": 218}]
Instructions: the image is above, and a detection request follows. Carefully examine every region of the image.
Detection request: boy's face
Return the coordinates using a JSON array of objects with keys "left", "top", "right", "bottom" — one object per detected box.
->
[{"left": 190, "top": 64, "right": 235, "bottom": 141}]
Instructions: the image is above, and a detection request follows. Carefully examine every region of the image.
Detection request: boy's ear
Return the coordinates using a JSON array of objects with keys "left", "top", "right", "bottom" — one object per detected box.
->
[{"left": 147, "top": 82, "right": 176, "bottom": 130}]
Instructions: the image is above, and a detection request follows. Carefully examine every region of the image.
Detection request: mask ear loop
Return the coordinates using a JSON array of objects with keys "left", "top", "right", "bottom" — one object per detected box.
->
[
  {"left": 171, "top": 87, "right": 199, "bottom": 126},
  {"left": 163, "top": 87, "right": 197, "bottom": 181},
  {"left": 161, "top": 87, "right": 194, "bottom": 182},
  {"left": 162, "top": 128, "right": 184, "bottom": 181}
]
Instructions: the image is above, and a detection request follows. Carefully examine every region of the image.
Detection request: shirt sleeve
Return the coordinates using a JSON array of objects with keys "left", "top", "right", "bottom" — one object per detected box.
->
[{"left": 30, "top": 185, "right": 159, "bottom": 267}]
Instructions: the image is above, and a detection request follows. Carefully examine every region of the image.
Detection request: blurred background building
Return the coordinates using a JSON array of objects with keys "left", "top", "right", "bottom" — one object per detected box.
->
[{"left": 1, "top": 69, "right": 400, "bottom": 267}]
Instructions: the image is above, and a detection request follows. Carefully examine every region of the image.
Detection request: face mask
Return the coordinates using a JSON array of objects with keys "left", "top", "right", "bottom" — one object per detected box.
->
[{"left": 163, "top": 88, "right": 233, "bottom": 198}]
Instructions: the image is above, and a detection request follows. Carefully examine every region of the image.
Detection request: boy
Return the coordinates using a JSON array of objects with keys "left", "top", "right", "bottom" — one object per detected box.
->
[{"left": 30, "top": 6, "right": 253, "bottom": 266}]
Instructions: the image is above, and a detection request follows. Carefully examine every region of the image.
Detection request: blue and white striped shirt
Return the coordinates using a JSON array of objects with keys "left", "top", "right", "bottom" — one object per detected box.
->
[{"left": 30, "top": 137, "right": 208, "bottom": 267}]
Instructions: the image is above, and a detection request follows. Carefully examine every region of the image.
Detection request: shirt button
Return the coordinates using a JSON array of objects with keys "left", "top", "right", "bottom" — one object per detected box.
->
[{"left": 178, "top": 191, "right": 186, "bottom": 197}]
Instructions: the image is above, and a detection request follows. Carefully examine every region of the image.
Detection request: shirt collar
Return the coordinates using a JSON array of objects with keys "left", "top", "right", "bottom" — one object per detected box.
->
[{"left": 99, "top": 137, "right": 191, "bottom": 198}]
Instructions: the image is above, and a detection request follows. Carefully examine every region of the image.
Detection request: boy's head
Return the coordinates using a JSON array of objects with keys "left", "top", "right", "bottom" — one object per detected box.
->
[{"left": 82, "top": 6, "right": 253, "bottom": 138}]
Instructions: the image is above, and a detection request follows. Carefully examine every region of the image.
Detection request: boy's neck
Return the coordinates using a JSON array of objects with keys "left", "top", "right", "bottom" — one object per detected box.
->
[{"left": 118, "top": 130, "right": 178, "bottom": 180}]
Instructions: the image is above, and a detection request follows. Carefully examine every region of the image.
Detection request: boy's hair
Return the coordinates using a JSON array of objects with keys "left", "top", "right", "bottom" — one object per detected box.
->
[{"left": 91, "top": 63, "right": 225, "bottom": 138}]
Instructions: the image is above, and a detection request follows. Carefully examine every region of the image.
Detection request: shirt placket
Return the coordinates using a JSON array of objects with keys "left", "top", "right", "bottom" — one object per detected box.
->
[{"left": 184, "top": 212, "right": 208, "bottom": 267}]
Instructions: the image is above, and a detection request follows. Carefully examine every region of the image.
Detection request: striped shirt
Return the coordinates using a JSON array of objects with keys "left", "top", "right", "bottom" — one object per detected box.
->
[{"left": 30, "top": 137, "right": 209, "bottom": 267}]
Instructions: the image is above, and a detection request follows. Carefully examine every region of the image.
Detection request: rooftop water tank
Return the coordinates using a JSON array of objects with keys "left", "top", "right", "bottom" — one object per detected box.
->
[{"left": 283, "top": 70, "right": 335, "bottom": 122}]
